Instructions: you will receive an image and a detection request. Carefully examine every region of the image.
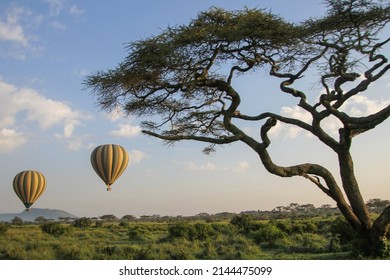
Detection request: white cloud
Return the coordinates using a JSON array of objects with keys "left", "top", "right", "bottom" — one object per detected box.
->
[
  {"left": 129, "top": 149, "right": 146, "bottom": 165},
  {"left": 182, "top": 161, "right": 218, "bottom": 172},
  {"left": 45, "top": 0, "right": 64, "bottom": 16},
  {"left": 110, "top": 124, "right": 141, "bottom": 138},
  {"left": 0, "top": 79, "right": 91, "bottom": 152},
  {"left": 269, "top": 106, "right": 313, "bottom": 139},
  {"left": 0, "top": 6, "right": 30, "bottom": 45},
  {"left": 175, "top": 160, "right": 249, "bottom": 173},
  {"left": 233, "top": 161, "right": 250, "bottom": 173},
  {"left": 341, "top": 95, "right": 388, "bottom": 117},
  {"left": 0, "top": 5, "right": 43, "bottom": 59},
  {"left": 0, "top": 128, "right": 27, "bottom": 152},
  {"left": 67, "top": 137, "right": 83, "bottom": 151},
  {"left": 69, "top": 5, "right": 85, "bottom": 16}
]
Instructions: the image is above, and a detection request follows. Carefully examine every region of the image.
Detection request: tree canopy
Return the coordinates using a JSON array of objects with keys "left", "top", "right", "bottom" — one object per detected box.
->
[{"left": 86, "top": 0, "right": 390, "bottom": 257}]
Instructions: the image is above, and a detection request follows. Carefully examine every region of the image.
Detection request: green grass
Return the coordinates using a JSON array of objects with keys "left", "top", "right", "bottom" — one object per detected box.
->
[{"left": 0, "top": 218, "right": 388, "bottom": 260}]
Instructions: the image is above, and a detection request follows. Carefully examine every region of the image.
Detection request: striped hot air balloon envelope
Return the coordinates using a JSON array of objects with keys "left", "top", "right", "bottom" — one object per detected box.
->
[
  {"left": 13, "top": 170, "right": 46, "bottom": 211},
  {"left": 90, "top": 144, "right": 129, "bottom": 191}
]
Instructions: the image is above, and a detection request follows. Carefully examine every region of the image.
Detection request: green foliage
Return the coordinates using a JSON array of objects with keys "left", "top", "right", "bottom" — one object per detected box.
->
[
  {"left": 128, "top": 226, "right": 152, "bottom": 242},
  {"left": 34, "top": 216, "right": 48, "bottom": 224},
  {"left": 230, "top": 214, "right": 253, "bottom": 232},
  {"left": 1, "top": 217, "right": 388, "bottom": 260},
  {"left": 11, "top": 217, "right": 23, "bottom": 225},
  {"left": 168, "top": 222, "right": 191, "bottom": 239},
  {"left": 95, "top": 220, "right": 104, "bottom": 228},
  {"left": 190, "top": 223, "right": 215, "bottom": 241},
  {"left": 252, "top": 222, "right": 286, "bottom": 248},
  {"left": 40, "top": 222, "right": 71, "bottom": 236},
  {"left": 0, "top": 223, "right": 8, "bottom": 235},
  {"left": 119, "top": 221, "right": 129, "bottom": 227},
  {"left": 73, "top": 217, "right": 93, "bottom": 229},
  {"left": 168, "top": 222, "right": 215, "bottom": 241},
  {"left": 330, "top": 216, "right": 359, "bottom": 248},
  {"left": 273, "top": 219, "right": 318, "bottom": 235}
]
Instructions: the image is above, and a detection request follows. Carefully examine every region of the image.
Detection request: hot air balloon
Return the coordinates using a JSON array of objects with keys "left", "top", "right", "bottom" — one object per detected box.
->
[
  {"left": 90, "top": 144, "right": 129, "bottom": 191},
  {"left": 13, "top": 170, "right": 46, "bottom": 211}
]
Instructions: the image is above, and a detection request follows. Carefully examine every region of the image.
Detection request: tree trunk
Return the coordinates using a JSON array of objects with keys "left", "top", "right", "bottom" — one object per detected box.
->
[
  {"left": 338, "top": 150, "right": 372, "bottom": 231},
  {"left": 338, "top": 150, "right": 389, "bottom": 257}
]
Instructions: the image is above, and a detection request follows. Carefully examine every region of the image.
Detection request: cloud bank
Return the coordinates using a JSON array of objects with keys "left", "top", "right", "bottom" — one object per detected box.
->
[{"left": 0, "top": 79, "right": 90, "bottom": 152}]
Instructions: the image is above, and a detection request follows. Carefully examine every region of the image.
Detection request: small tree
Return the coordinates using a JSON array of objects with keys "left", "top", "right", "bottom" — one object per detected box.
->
[
  {"left": 86, "top": 0, "right": 390, "bottom": 256},
  {"left": 99, "top": 214, "right": 118, "bottom": 221},
  {"left": 366, "top": 199, "right": 390, "bottom": 213},
  {"left": 11, "top": 217, "right": 23, "bottom": 226},
  {"left": 34, "top": 216, "right": 48, "bottom": 224},
  {"left": 121, "top": 215, "right": 136, "bottom": 221}
]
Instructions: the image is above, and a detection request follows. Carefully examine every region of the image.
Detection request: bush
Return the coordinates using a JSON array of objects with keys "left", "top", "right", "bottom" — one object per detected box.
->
[
  {"left": 128, "top": 226, "right": 152, "bottom": 242},
  {"left": 40, "top": 222, "right": 71, "bottom": 236},
  {"left": 168, "top": 222, "right": 192, "bottom": 239},
  {"left": 73, "top": 217, "right": 93, "bottom": 229},
  {"left": 119, "top": 221, "right": 129, "bottom": 227},
  {"left": 168, "top": 222, "right": 215, "bottom": 241},
  {"left": 54, "top": 244, "right": 92, "bottom": 259},
  {"left": 11, "top": 217, "right": 23, "bottom": 225},
  {"left": 230, "top": 214, "right": 254, "bottom": 233},
  {"left": 0, "top": 223, "right": 8, "bottom": 234},
  {"left": 95, "top": 220, "right": 104, "bottom": 228},
  {"left": 253, "top": 222, "right": 286, "bottom": 248},
  {"left": 330, "top": 217, "right": 358, "bottom": 247},
  {"left": 189, "top": 223, "right": 215, "bottom": 241}
]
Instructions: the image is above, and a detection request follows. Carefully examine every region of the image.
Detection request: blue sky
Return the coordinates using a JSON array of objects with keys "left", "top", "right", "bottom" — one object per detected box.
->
[{"left": 0, "top": 0, "right": 389, "bottom": 218}]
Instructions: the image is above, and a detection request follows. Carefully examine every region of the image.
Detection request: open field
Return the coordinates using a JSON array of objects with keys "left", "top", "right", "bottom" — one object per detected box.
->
[{"left": 1, "top": 214, "right": 388, "bottom": 260}]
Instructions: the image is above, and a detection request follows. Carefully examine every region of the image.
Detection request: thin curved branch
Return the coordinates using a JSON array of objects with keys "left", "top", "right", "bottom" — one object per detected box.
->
[
  {"left": 142, "top": 130, "right": 241, "bottom": 145},
  {"left": 233, "top": 111, "right": 314, "bottom": 133}
]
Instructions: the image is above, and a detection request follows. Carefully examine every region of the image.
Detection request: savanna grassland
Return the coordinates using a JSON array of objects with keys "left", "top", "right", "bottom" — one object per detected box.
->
[{"left": 1, "top": 209, "right": 388, "bottom": 260}]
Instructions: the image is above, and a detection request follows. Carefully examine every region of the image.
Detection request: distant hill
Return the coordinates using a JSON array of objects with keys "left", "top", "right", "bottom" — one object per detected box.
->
[{"left": 0, "top": 208, "right": 78, "bottom": 222}]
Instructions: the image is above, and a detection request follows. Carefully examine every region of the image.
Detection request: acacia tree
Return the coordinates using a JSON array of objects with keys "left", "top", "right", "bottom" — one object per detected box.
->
[{"left": 86, "top": 0, "right": 390, "bottom": 256}]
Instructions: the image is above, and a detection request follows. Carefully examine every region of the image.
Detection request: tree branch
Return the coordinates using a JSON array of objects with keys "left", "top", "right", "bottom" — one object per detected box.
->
[
  {"left": 372, "top": 205, "right": 390, "bottom": 239},
  {"left": 142, "top": 130, "right": 241, "bottom": 145},
  {"left": 257, "top": 117, "right": 362, "bottom": 229}
]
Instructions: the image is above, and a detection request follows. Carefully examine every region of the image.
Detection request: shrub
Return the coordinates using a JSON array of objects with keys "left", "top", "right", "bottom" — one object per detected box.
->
[
  {"left": 330, "top": 217, "right": 358, "bottom": 247},
  {"left": 95, "top": 220, "right": 104, "bottom": 228},
  {"left": 253, "top": 222, "right": 286, "bottom": 248},
  {"left": 295, "top": 233, "right": 327, "bottom": 253},
  {"left": 73, "top": 217, "right": 93, "bottom": 229},
  {"left": 168, "top": 222, "right": 192, "bottom": 239},
  {"left": 189, "top": 223, "right": 215, "bottom": 241},
  {"left": 230, "top": 214, "right": 253, "bottom": 233},
  {"left": 11, "top": 217, "right": 23, "bottom": 225},
  {"left": 40, "top": 222, "right": 71, "bottom": 236},
  {"left": 0, "top": 223, "right": 8, "bottom": 234},
  {"left": 119, "top": 221, "right": 129, "bottom": 227},
  {"left": 168, "top": 222, "right": 215, "bottom": 241},
  {"left": 54, "top": 244, "right": 92, "bottom": 260},
  {"left": 128, "top": 226, "right": 152, "bottom": 242}
]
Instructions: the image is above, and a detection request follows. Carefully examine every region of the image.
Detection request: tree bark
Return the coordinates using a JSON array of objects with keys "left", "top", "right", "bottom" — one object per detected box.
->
[{"left": 337, "top": 150, "right": 372, "bottom": 231}]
